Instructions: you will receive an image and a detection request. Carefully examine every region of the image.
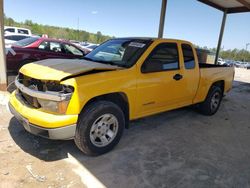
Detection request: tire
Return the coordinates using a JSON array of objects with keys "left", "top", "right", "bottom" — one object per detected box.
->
[
  {"left": 74, "top": 100, "right": 125, "bottom": 156},
  {"left": 197, "top": 86, "right": 223, "bottom": 116}
]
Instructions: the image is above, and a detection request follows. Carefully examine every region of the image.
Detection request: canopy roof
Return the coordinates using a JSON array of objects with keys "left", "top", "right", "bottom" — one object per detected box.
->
[{"left": 198, "top": 0, "right": 250, "bottom": 13}]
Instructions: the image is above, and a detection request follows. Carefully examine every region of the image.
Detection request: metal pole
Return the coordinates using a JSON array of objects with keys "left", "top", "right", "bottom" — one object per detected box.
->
[
  {"left": 0, "top": 0, "right": 7, "bottom": 90},
  {"left": 158, "top": 0, "right": 167, "bottom": 38},
  {"left": 245, "top": 43, "right": 250, "bottom": 62},
  {"left": 215, "top": 10, "right": 227, "bottom": 64}
]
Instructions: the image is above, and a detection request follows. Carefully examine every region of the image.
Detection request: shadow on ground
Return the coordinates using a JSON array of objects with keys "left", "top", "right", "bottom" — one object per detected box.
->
[{"left": 7, "top": 80, "right": 250, "bottom": 188}]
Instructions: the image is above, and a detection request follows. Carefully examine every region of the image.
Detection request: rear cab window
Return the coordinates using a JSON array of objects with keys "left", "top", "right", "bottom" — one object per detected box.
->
[{"left": 181, "top": 44, "right": 195, "bottom": 69}]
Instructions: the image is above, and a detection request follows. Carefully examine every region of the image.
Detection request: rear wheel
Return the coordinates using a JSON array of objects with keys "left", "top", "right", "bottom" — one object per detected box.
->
[
  {"left": 74, "top": 101, "right": 125, "bottom": 155},
  {"left": 197, "top": 86, "right": 223, "bottom": 116}
]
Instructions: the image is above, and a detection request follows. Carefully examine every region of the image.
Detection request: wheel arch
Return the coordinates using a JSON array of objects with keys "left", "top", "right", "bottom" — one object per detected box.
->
[
  {"left": 81, "top": 92, "right": 130, "bottom": 129},
  {"left": 211, "top": 80, "right": 225, "bottom": 94}
]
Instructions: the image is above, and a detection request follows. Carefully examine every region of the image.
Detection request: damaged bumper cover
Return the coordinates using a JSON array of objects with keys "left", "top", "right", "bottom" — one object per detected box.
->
[
  {"left": 15, "top": 78, "right": 72, "bottom": 102},
  {"left": 9, "top": 102, "right": 76, "bottom": 140}
]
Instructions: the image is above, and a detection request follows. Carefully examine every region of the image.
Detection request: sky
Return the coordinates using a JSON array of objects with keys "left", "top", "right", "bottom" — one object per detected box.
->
[{"left": 4, "top": 0, "right": 250, "bottom": 50}]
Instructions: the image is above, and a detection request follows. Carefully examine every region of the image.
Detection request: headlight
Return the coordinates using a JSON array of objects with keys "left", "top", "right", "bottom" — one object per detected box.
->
[
  {"left": 37, "top": 98, "right": 70, "bottom": 114},
  {"left": 37, "top": 83, "right": 74, "bottom": 114}
]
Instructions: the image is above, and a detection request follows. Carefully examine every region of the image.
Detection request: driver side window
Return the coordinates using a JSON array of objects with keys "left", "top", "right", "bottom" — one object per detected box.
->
[{"left": 142, "top": 43, "right": 179, "bottom": 73}]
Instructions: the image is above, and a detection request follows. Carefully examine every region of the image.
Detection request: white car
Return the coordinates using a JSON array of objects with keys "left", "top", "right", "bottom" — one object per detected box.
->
[
  {"left": 81, "top": 43, "right": 99, "bottom": 52},
  {"left": 4, "top": 33, "right": 31, "bottom": 46},
  {"left": 4, "top": 26, "right": 32, "bottom": 36},
  {"left": 218, "top": 58, "right": 226, "bottom": 65}
]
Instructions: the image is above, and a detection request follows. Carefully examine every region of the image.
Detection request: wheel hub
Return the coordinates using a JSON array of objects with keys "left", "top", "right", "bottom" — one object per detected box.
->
[{"left": 90, "top": 114, "right": 119, "bottom": 147}]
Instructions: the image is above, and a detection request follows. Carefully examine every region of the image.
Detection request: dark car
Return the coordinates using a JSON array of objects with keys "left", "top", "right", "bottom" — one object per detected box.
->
[
  {"left": 224, "top": 60, "right": 235, "bottom": 67},
  {"left": 6, "top": 37, "right": 88, "bottom": 73}
]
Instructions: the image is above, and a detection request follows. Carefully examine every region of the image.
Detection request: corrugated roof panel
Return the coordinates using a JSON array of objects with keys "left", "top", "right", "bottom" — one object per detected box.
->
[
  {"left": 198, "top": 0, "right": 250, "bottom": 13},
  {"left": 209, "top": 0, "right": 242, "bottom": 8}
]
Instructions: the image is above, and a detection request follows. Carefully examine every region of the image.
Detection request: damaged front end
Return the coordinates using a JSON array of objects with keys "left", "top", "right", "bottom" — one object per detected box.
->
[{"left": 15, "top": 73, "right": 74, "bottom": 114}]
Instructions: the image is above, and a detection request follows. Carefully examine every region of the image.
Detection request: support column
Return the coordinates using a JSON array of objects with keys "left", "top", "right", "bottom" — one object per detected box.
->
[
  {"left": 158, "top": 0, "right": 168, "bottom": 38},
  {"left": 215, "top": 10, "right": 227, "bottom": 64},
  {"left": 0, "top": 0, "right": 7, "bottom": 90}
]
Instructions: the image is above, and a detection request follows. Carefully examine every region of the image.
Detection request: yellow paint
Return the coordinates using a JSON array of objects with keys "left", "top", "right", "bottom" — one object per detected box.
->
[{"left": 9, "top": 39, "right": 234, "bottom": 129}]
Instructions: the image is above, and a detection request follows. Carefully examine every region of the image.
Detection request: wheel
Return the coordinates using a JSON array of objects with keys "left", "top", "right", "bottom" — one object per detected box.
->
[
  {"left": 74, "top": 101, "right": 125, "bottom": 155},
  {"left": 197, "top": 86, "right": 223, "bottom": 116}
]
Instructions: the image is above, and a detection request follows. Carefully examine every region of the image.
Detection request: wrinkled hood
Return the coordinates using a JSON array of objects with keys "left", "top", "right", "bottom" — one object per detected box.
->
[{"left": 19, "top": 59, "right": 121, "bottom": 81}]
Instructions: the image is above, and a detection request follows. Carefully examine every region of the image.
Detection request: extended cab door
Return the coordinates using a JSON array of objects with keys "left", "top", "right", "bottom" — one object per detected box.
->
[
  {"left": 135, "top": 41, "right": 199, "bottom": 118},
  {"left": 179, "top": 43, "right": 200, "bottom": 104}
]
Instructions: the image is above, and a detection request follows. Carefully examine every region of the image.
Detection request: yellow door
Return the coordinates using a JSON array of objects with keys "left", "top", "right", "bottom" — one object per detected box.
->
[{"left": 136, "top": 41, "right": 190, "bottom": 117}]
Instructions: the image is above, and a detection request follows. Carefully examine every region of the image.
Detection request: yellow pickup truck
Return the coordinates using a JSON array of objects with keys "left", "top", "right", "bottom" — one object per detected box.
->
[{"left": 9, "top": 38, "right": 234, "bottom": 155}]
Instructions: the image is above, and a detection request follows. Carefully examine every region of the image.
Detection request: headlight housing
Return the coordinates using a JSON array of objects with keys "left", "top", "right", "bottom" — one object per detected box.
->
[
  {"left": 16, "top": 74, "right": 74, "bottom": 114},
  {"left": 37, "top": 98, "right": 70, "bottom": 114},
  {"left": 37, "top": 83, "right": 74, "bottom": 114}
]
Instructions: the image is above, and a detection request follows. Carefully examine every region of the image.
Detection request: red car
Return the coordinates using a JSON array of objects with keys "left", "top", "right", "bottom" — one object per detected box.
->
[{"left": 6, "top": 37, "right": 87, "bottom": 73}]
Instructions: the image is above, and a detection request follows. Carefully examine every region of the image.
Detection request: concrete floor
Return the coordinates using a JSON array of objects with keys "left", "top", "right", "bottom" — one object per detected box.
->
[{"left": 0, "top": 68, "right": 250, "bottom": 188}]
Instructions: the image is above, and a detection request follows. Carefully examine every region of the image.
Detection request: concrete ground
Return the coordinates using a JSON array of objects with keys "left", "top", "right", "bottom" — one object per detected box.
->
[{"left": 0, "top": 68, "right": 250, "bottom": 188}]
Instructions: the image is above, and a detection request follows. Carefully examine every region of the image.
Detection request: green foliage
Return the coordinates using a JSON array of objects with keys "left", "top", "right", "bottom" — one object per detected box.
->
[
  {"left": 220, "top": 49, "right": 250, "bottom": 62},
  {"left": 197, "top": 44, "right": 250, "bottom": 62},
  {"left": 4, "top": 16, "right": 112, "bottom": 44}
]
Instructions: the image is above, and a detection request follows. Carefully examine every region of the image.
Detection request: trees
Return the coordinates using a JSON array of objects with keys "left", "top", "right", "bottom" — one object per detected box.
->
[{"left": 4, "top": 16, "right": 112, "bottom": 44}]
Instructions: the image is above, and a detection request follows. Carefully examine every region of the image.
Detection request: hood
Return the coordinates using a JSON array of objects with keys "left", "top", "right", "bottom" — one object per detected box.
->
[{"left": 19, "top": 59, "right": 121, "bottom": 81}]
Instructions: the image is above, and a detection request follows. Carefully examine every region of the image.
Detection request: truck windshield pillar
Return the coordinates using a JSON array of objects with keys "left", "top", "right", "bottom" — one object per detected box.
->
[
  {"left": 215, "top": 10, "right": 227, "bottom": 64},
  {"left": 158, "top": 0, "right": 168, "bottom": 38}
]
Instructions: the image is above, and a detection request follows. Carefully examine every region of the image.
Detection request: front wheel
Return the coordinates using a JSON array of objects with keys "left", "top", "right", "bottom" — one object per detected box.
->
[
  {"left": 197, "top": 86, "right": 223, "bottom": 116},
  {"left": 74, "top": 101, "right": 125, "bottom": 155}
]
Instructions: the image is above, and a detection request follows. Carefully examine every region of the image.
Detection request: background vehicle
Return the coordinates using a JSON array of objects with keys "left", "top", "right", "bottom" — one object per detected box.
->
[
  {"left": 4, "top": 33, "right": 31, "bottom": 46},
  {"left": 9, "top": 38, "right": 234, "bottom": 156},
  {"left": 224, "top": 60, "right": 235, "bottom": 67},
  {"left": 6, "top": 37, "right": 87, "bottom": 73},
  {"left": 218, "top": 58, "right": 226, "bottom": 65},
  {"left": 4, "top": 26, "right": 32, "bottom": 36},
  {"left": 234, "top": 61, "right": 246, "bottom": 68},
  {"left": 245, "top": 62, "right": 250, "bottom": 69},
  {"left": 80, "top": 43, "right": 99, "bottom": 53}
]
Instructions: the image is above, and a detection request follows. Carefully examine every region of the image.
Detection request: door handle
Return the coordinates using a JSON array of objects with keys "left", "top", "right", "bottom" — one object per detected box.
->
[{"left": 173, "top": 74, "right": 183, "bottom": 81}]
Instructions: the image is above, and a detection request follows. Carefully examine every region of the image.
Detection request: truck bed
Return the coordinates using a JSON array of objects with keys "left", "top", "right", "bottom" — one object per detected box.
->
[{"left": 193, "top": 64, "right": 234, "bottom": 104}]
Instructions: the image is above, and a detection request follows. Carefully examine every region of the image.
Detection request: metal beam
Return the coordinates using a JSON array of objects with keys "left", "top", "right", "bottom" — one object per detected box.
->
[
  {"left": 0, "top": 0, "right": 7, "bottom": 90},
  {"left": 227, "top": 6, "right": 250, "bottom": 13},
  {"left": 198, "top": 0, "right": 250, "bottom": 13},
  {"left": 215, "top": 10, "right": 227, "bottom": 64},
  {"left": 236, "top": 0, "right": 250, "bottom": 9},
  {"left": 158, "top": 0, "right": 168, "bottom": 38},
  {"left": 197, "top": 0, "right": 224, "bottom": 11}
]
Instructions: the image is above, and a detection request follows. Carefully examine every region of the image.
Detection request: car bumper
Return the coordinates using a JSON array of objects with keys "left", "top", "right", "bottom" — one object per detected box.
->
[{"left": 9, "top": 91, "right": 78, "bottom": 140}]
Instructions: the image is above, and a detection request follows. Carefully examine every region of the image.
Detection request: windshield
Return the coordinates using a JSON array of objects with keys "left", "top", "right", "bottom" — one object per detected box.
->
[
  {"left": 85, "top": 39, "right": 152, "bottom": 67},
  {"left": 14, "top": 37, "right": 40, "bottom": 47}
]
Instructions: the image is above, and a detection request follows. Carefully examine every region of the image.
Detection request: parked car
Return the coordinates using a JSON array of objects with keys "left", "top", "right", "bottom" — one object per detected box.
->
[
  {"left": 224, "top": 60, "right": 235, "bottom": 67},
  {"left": 80, "top": 43, "right": 99, "bottom": 53},
  {"left": 6, "top": 37, "right": 87, "bottom": 73},
  {"left": 234, "top": 61, "right": 245, "bottom": 68},
  {"left": 9, "top": 38, "right": 235, "bottom": 155},
  {"left": 4, "top": 33, "right": 31, "bottom": 46},
  {"left": 218, "top": 58, "right": 226, "bottom": 65},
  {"left": 241, "top": 62, "right": 250, "bottom": 69},
  {"left": 4, "top": 26, "right": 32, "bottom": 36}
]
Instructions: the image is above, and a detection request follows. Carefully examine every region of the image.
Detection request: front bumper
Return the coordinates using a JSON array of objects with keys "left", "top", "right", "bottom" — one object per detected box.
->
[
  {"left": 9, "top": 91, "right": 78, "bottom": 140},
  {"left": 9, "top": 102, "right": 76, "bottom": 140}
]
